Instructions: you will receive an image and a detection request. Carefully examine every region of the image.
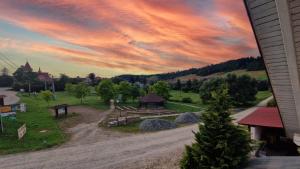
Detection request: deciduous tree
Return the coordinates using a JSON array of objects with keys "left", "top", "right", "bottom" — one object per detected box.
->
[
  {"left": 150, "top": 81, "right": 170, "bottom": 99},
  {"left": 96, "top": 79, "right": 115, "bottom": 104}
]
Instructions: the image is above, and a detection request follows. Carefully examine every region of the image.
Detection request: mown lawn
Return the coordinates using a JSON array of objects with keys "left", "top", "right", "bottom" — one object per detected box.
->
[
  {"left": 169, "top": 90, "right": 201, "bottom": 104},
  {"left": 0, "top": 92, "right": 108, "bottom": 154}
]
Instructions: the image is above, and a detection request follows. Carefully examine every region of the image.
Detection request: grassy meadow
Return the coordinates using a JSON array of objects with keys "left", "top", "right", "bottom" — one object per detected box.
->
[{"left": 0, "top": 92, "right": 108, "bottom": 154}]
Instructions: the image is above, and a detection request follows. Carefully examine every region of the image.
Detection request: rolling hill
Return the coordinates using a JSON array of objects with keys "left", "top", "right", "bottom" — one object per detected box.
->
[{"left": 113, "top": 56, "right": 267, "bottom": 84}]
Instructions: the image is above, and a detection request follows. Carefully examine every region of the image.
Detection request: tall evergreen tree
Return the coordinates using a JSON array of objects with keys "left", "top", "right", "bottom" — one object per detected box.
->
[{"left": 181, "top": 87, "right": 251, "bottom": 169}]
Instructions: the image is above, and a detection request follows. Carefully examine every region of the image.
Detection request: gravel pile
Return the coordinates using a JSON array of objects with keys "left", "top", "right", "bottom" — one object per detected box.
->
[
  {"left": 175, "top": 112, "right": 199, "bottom": 124},
  {"left": 139, "top": 119, "right": 176, "bottom": 132}
]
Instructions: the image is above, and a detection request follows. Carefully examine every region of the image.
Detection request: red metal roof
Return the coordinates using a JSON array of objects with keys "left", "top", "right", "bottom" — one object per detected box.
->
[{"left": 238, "top": 107, "right": 283, "bottom": 128}]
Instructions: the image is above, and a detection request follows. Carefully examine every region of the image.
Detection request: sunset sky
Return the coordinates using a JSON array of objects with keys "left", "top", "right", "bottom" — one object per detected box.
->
[{"left": 0, "top": 0, "right": 258, "bottom": 77}]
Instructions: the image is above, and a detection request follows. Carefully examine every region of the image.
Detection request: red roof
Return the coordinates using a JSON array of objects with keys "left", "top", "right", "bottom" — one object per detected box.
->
[{"left": 238, "top": 107, "right": 283, "bottom": 128}]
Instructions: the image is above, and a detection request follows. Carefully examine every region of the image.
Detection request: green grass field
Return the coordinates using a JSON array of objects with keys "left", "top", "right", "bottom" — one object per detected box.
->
[
  {"left": 0, "top": 92, "right": 108, "bottom": 154},
  {"left": 169, "top": 90, "right": 201, "bottom": 104},
  {"left": 170, "top": 90, "right": 272, "bottom": 108},
  {"left": 221, "top": 70, "right": 268, "bottom": 81}
]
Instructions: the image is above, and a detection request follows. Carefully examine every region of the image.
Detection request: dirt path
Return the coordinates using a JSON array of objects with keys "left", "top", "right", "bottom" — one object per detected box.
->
[
  {"left": 58, "top": 106, "right": 131, "bottom": 147},
  {"left": 0, "top": 88, "right": 19, "bottom": 105},
  {"left": 0, "top": 98, "right": 272, "bottom": 169}
]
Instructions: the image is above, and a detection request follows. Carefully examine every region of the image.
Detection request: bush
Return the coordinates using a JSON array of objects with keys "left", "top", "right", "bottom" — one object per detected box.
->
[
  {"left": 267, "top": 98, "right": 277, "bottom": 107},
  {"left": 139, "top": 119, "right": 176, "bottom": 132},
  {"left": 182, "top": 97, "right": 192, "bottom": 103},
  {"left": 175, "top": 112, "right": 198, "bottom": 124},
  {"left": 41, "top": 90, "right": 53, "bottom": 106},
  {"left": 257, "top": 80, "right": 270, "bottom": 91}
]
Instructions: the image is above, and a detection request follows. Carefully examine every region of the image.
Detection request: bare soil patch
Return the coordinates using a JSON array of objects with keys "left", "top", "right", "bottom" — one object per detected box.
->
[{"left": 52, "top": 106, "right": 131, "bottom": 147}]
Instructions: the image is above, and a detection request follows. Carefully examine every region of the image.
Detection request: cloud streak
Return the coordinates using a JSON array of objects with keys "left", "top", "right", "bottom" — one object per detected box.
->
[{"left": 0, "top": 0, "right": 258, "bottom": 76}]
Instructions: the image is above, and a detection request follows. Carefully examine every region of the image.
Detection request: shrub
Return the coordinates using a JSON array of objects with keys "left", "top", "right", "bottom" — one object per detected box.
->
[
  {"left": 181, "top": 97, "right": 192, "bottom": 103},
  {"left": 180, "top": 87, "right": 251, "bottom": 169},
  {"left": 41, "top": 90, "right": 53, "bottom": 106},
  {"left": 267, "top": 98, "right": 277, "bottom": 107}
]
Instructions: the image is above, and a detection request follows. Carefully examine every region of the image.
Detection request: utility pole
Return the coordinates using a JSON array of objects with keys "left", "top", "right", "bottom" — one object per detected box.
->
[
  {"left": 52, "top": 76, "right": 56, "bottom": 100},
  {"left": 28, "top": 81, "right": 31, "bottom": 96},
  {"left": 44, "top": 81, "right": 47, "bottom": 90},
  {"left": 0, "top": 108, "right": 3, "bottom": 133}
]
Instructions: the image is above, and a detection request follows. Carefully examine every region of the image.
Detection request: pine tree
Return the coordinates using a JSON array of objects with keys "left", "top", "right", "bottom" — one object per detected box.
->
[{"left": 181, "top": 86, "right": 251, "bottom": 169}]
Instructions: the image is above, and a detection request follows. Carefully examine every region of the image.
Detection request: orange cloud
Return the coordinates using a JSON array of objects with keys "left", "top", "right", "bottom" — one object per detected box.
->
[{"left": 0, "top": 0, "right": 258, "bottom": 76}]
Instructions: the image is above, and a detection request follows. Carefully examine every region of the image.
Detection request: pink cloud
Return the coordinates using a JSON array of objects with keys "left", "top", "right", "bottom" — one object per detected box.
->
[{"left": 0, "top": 0, "right": 258, "bottom": 76}]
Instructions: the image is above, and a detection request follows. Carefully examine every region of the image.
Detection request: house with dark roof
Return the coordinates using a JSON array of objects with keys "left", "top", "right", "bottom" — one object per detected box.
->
[
  {"left": 139, "top": 93, "right": 165, "bottom": 108},
  {"left": 21, "top": 61, "right": 33, "bottom": 72},
  {"left": 37, "top": 67, "right": 52, "bottom": 82}
]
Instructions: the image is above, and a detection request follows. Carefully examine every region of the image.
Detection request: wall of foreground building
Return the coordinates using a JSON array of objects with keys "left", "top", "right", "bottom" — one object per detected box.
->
[{"left": 244, "top": 0, "right": 300, "bottom": 138}]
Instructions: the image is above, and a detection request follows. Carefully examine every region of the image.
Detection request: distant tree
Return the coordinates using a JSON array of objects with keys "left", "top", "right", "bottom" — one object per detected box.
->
[
  {"left": 175, "top": 79, "right": 182, "bottom": 90},
  {"left": 65, "top": 83, "right": 74, "bottom": 95},
  {"left": 185, "top": 79, "right": 192, "bottom": 92},
  {"left": 226, "top": 74, "right": 258, "bottom": 106},
  {"left": 55, "top": 74, "right": 71, "bottom": 91},
  {"left": 199, "top": 78, "right": 225, "bottom": 104},
  {"left": 0, "top": 67, "right": 13, "bottom": 87},
  {"left": 96, "top": 79, "right": 115, "bottom": 104},
  {"left": 150, "top": 81, "right": 170, "bottom": 99},
  {"left": 180, "top": 87, "right": 251, "bottom": 169},
  {"left": 257, "top": 80, "right": 269, "bottom": 91},
  {"left": 117, "top": 81, "right": 132, "bottom": 102},
  {"left": 41, "top": 90, "right": 53, "bottom": 106},
  {"left": 191, "top": 79, "right": 200, "bottom": 93},
  {"left": 73, "top": 83, "right": 90, "bottom": 104},
  {"left": 88, "top": 73, "right": 96, "bottom": 85},
  {"left": 131, "top": 84, "right": 141, "bottom": 101},
  {"left": 139, "top": 88, "right": 146, "bottom": 97}
]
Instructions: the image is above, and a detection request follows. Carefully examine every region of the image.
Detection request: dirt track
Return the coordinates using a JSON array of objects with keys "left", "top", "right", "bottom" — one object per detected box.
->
[
  {"left": 0, "top": 97, "right": 273, "bottom": 169},
  {"left": 0, "top": 124, "right": 196, "bottom": 169}
]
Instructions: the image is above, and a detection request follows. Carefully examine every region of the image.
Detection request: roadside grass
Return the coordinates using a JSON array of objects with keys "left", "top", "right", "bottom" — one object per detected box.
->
[
  {"left": 0, "top": 92, "right": 108, "bottom": 155},
  {"left": 252, "top": 90, "right": 273, "bottom": 105}
]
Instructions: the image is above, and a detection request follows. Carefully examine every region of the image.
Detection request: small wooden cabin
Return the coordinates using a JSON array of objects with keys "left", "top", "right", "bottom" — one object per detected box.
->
[{"left": 139, "top": 93, "right": 165, "bottom": 108}]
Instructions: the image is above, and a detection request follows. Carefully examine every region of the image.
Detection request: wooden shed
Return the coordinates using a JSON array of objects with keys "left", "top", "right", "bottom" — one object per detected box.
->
[{"left": 139, "top": 93, "right": 165, "bottom": 108}]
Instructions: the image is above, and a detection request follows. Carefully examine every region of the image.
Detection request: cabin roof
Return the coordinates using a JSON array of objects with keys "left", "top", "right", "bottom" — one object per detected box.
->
[
  {"left": 139, "top": 93, "right": 165, "bottom": 103},
  {"left": 238, "top": 107, "right": 283, "bottom": 128}
]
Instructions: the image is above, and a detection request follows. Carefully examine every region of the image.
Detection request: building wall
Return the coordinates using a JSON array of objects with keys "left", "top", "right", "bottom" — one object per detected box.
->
[{"left": 245, "top": 0, "right": 300, "bottom": 137}]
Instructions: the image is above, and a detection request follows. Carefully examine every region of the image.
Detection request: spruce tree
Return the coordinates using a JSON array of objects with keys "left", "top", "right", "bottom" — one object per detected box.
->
[{"left": 181, "top": 87, "right": 251, "bottom": 169}]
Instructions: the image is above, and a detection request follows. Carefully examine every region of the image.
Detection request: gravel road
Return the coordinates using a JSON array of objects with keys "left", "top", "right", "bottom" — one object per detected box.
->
[{"left": 0, "top": 97, "right": 273, "bottom": 169}]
